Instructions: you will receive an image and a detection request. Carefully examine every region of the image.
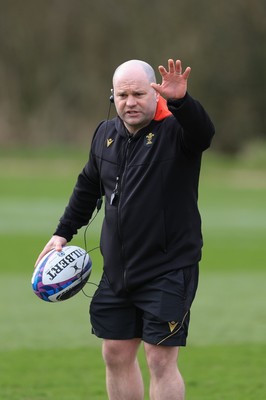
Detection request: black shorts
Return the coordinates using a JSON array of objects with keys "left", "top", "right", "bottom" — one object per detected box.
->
[{"left": 89, "top": 264, "right": 199, "bottom": 346}]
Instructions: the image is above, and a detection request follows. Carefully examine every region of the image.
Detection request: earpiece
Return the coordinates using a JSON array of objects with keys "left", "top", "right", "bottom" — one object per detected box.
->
[{"left": 110, "top": 89, "right": 114, "bottom": 103}]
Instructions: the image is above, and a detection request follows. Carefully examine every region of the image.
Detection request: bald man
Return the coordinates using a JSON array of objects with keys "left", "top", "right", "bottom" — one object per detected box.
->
[{"left": 36, "top": 59, "right": 215, "bottom": 400}]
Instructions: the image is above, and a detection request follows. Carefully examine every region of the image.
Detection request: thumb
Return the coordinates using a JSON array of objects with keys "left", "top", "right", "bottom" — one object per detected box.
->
[
  {"left": 150, "top": 82, "right": 163, "bottom": 95},
  {"left": 34, "top": 236, "right": 67, "bottom": 268},
  {"left": 55, "top": 242, "right": 63, "bottom": 252}
]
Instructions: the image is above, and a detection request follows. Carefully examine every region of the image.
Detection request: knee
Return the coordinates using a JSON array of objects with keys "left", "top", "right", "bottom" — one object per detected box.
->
[
  {"left": 145, "top": 344, "right": 179, "bottom": 378},
  {"left": 102, "top": 341, "right": 121, "bottom": 367},
  {"left": 102, "top": 340, "right": 138, "bottom": 368},
  {"left": 146, "top": 349, "right": 167, "bottom": 375}
]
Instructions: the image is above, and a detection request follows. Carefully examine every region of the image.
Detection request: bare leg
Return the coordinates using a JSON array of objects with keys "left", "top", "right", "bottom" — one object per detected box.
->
[
  {"left": 102, "top": 338, "right": 144, "bottom": 400},
  {"left": 144, "top": 343, "right": 185, "bottom": 400}
]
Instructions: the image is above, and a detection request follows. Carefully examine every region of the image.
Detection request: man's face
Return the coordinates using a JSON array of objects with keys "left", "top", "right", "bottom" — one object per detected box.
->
[{"left": 113, "top": 68, "right": 159, "bottom": 134}]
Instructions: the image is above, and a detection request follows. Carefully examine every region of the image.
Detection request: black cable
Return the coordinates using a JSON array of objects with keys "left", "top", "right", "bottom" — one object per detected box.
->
[{"left": 80, "top": 96, "right": 114, "bottom": 299}]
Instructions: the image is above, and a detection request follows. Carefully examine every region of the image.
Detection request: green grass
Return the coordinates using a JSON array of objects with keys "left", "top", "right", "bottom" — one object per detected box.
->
[
  {"left": 0, "top": 147, "right": 266, "bottom": 399},
  {"left": 1, "top": 345, "right": 265, "bottom": 400}
]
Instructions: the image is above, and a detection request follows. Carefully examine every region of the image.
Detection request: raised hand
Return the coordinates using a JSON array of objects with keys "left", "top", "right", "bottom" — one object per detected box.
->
[{"left": 151, "top": 59, "right": 191, "bottom": 100}]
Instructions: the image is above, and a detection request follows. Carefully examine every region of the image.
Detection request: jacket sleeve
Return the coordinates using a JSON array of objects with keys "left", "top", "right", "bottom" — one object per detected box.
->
[
  {"left": 54, "top": 127, "right": 104, "bottom": 242},
  {"left": 167, "top": 93, "right": 215, "bottom": 153}
]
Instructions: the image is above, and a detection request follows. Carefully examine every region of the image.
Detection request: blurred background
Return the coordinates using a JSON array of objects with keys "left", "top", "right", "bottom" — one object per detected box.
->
[
  {"left": 0, "top": 0, "right": 265, "bottom": 153},
  {"left": 1, "top": 1, "right": 266, "bottom": 398}
]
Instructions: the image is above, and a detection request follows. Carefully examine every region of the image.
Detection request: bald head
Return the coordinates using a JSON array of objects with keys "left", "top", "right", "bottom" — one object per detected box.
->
[
  {"left": 113, "top": 60, "right": 157, "bottom": 86},
  {"left": 111, "top": 60, "right": 159, "bottom": 134}
]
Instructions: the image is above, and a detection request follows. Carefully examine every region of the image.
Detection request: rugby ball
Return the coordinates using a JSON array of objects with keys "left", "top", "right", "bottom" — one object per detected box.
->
[{"left": 32, "top": 245, "right": 92, "bottom": 302}]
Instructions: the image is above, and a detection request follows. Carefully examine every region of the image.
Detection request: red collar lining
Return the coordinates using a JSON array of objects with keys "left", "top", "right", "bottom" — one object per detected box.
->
[{"left": 154, "top": 96, "right": 172, "bottom": 121}]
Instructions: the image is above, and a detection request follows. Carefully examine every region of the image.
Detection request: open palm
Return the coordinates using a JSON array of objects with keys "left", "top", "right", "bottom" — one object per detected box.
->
[{"left": 151, "top": 59, "right": 191, "bottom": 100}]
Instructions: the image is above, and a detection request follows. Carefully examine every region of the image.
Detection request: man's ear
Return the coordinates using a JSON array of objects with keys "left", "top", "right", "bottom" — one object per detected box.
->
[{"left": 155, "top": 90, "right": 160, "bottom": 102}]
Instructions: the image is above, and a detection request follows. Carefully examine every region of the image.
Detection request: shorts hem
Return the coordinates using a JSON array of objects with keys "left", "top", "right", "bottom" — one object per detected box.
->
[
  {"left": 142, "top": 335, "right": 187, "bottom": 347},
  {"left": 92, "top": 328, "right": 142, "bottom": 341}
]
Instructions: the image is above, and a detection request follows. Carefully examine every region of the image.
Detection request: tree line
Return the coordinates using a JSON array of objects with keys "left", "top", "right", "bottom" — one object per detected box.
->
[{"left": 0, "top": 0, "right": 265, "bottom": 153}]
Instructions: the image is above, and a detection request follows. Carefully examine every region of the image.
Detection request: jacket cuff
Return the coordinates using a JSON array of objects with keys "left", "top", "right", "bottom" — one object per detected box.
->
[
  {"left": 53, "top": 223, "right": 75, "bottom": 243},
  {"left": 167, "top": 92, "right": 188, "bottom": 109}
]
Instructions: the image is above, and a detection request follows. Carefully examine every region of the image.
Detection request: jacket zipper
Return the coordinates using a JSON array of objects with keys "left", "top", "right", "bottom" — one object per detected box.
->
[{"left": 117, "top": 135, "right": 133, "bottom": 292}]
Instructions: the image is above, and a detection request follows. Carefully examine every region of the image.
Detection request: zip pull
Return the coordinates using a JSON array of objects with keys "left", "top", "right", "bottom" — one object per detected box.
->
[
  {"left": 110, "top": 176, "right": 120, "bottom": 205},
  {"left": 110, "top": 135, "right": 132, "bottom": 206}
]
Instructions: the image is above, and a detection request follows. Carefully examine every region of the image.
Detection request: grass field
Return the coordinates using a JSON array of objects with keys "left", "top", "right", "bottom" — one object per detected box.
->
[{"left": 0, "top": 146, "right": 266, "bottom": 399}]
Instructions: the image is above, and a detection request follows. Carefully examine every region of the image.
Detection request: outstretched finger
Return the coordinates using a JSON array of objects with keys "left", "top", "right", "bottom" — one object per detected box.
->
[
  {"left": 175, "top": 59, "right": 182, "bottom": 74},
  {"left": 168, "top": 58, "right": 175, "bottom": 74},
  {"left": 182, "top": 66, "right": 191, "bottom": 80},
  {"left": 158, "top": 65, "right": 168, "bottom": 77}
]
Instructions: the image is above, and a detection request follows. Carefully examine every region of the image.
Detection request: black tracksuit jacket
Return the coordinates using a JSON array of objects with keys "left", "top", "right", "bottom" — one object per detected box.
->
[{"left": 54, "top": 93, "right": 215, "bottom": 295}]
